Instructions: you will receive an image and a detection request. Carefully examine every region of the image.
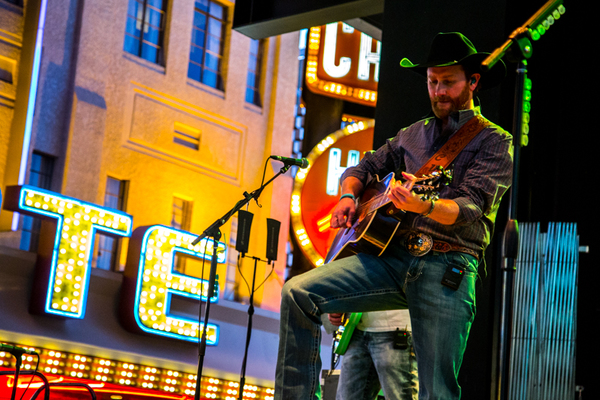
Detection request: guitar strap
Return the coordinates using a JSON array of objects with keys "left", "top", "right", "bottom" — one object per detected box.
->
[{"left": 414, "top": 114, "right": 491, "bottom": 177}]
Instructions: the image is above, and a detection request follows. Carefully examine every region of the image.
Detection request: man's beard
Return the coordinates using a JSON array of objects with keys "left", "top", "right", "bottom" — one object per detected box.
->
[{"left": 431, "top": 84, "right": 472, "bottom": 120}]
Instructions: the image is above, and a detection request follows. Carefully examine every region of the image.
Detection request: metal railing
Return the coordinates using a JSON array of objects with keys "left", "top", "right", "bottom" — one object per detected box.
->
[{"left": 509, "top": 222, "right": 579, "bottom": 400}]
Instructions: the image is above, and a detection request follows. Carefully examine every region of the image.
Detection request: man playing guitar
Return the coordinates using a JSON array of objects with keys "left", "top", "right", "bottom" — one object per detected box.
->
[{"left": 274, "top": 32, "right": 513, "bottom": 400}]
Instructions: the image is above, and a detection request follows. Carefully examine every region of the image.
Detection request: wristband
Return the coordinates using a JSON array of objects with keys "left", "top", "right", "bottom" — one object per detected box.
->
[
  {"left": 339, "top": 193, "right": 356, "bottom": 202},
  {"left": 422, "top": 199, "right": 435, "bottom": 217}
]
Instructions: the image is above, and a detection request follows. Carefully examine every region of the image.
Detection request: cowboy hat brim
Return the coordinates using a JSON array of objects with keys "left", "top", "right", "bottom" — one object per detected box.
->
[
  {"left": 400, "top": 32, "right": 507, "bottom": 90},
  {"left": 400, "top": 53, "right": 506, "bottom": 90}
]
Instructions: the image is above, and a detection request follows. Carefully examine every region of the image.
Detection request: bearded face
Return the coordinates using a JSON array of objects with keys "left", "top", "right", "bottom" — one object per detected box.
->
[{"left": 427, "top": 65, "right": 477, "bottom": 121}]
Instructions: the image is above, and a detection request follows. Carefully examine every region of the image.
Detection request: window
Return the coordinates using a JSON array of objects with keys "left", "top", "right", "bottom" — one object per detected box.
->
[
  {"left": 222, "top": 214, "right": 238, "bottom": 301},
  {"left": 92, "top": 178, "right": 128, "bottom": 271},
  {"left": 171, "top": 196, "right": 193, "bottom": 272},
  {"left": 0, "top": 56, "right": 15, "bottom": 84},
  {"left": 187, "top": 0, "right": 226, "bottom": 90},
  {"left": 245, "top": 39, "right": 264, "bottom": 106},
  {"left": 20, "top": 152, "right": 54, "bottom": 252},
  {"left": 124, "top": 0, "right": 168, "bottom": 65},
  {"left": 173, "top": 122, "right": 201, "bottom": 151},
  {"left": 171, "top": 196, "right": 193, "bottom": 232}
]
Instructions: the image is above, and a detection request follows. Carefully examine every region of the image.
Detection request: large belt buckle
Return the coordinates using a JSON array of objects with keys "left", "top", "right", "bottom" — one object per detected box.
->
[{"left": 405, "top": 231, "right": 433, "bottom": 257}]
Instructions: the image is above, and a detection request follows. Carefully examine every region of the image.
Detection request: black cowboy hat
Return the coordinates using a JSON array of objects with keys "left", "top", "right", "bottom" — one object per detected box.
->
[{"left": 400, "top": 32, "right": 506, "bottom": 90}]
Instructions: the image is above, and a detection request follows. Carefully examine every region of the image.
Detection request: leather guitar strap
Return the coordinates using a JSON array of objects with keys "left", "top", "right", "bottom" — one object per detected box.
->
[
  {"left": 414, "top": 114, "right": 491, "bottom": 177},
  {"left": 386, "top": 115, "right": 491, "bottom": 217}
]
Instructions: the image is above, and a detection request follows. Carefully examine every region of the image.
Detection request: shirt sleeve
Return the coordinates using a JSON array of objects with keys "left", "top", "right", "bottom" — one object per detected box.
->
[{"left": 451, "top": 126, "right": 514, "bottom": 225}]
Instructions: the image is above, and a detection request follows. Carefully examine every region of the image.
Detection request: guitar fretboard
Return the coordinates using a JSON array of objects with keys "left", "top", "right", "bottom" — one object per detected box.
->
[{"left": 357, "top": 176, "right": 440, "bottom": 216}]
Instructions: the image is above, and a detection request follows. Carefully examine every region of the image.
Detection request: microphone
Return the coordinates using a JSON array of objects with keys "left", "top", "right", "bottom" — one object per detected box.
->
[
  {"left": 0, "top": 343, "right": 38, "bottom": 356},
  {"left": 270, "top": 155, "right": 309, "bottom": 169}
]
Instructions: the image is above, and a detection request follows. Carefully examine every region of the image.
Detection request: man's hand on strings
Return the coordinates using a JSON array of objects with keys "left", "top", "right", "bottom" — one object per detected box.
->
[{"left": 388, "top": 172, "right": 429, "bottom": 214}]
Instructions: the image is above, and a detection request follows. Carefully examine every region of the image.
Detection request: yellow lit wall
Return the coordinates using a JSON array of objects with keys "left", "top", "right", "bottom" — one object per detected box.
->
[{"left": 0, "top": 0, "right": 299, "bottom": 311}]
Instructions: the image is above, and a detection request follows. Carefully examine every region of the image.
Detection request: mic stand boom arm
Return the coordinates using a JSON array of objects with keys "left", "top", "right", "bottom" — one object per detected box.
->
[
  {"left": 191, "top": 164, "right": 290, "bottom": 246},
  {"left": 191, "top": 164, "right": 290, "bottom": 400},
  {"left": 481, "top": 0, "right": 565, "bottom": 71}
]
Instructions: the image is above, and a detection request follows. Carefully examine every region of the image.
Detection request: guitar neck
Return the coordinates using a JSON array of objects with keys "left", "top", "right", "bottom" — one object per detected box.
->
[
  {"left": 358, "top": 190, "right": 393, "bottom": 215},
  {"left": 357, "top": 178, "right": 435, "bottom": 216}
]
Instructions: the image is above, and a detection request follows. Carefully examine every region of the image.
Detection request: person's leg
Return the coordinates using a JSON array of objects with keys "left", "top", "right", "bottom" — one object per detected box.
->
[
  {"left": 275, "top": 253, "right": 409, "bottom": 400},
  {"left": 403, "top": 251, "right": 478, "bottom": 400},
  {"left": 335, "top": 330, "right": 381, "bottom": 400},
  {"left": 370, "top": 331, "right": 419, "bottom": 400}
]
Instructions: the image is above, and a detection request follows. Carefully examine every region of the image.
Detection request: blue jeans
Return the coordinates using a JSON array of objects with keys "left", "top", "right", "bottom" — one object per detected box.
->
[
  {"left": 336, "top": 329, "right": 418, "bottom": 400},
  {"left": 275, "top": 244, "right": 478, "bottom": 400}
]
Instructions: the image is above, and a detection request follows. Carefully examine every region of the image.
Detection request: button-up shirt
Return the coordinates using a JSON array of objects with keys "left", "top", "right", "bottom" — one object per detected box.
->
[{"left": 341, "top": 108, "right": 514, "bottom": 255}]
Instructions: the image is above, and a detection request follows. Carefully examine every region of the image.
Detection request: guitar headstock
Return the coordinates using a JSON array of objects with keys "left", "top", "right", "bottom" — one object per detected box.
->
[{"left": 413, "top": 167, "right": 452, "bottom": 201}]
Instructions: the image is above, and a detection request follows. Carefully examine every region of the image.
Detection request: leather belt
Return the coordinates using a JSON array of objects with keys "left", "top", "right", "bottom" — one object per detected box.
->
[
  {"left": 431, "top": 241, "right": 479, "bottom": 261},
  {"left": 401, "top": 232, "right": 479, "bottom": 260}
]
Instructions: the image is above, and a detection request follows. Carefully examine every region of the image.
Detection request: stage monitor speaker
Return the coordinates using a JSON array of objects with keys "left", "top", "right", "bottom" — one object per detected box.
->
[
  {"left": 236, "top": 210, "right": 254, "bottom": 254},
  {"left": 266, "top": 218, "right": 280, "bottom": 262}
]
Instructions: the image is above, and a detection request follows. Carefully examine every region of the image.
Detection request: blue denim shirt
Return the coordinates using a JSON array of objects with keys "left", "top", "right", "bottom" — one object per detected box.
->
[{"left": 341, "top": 108, "right": 513, "bottom": 255}]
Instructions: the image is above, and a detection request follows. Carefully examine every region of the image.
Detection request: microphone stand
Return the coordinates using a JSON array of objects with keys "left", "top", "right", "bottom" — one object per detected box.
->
[
  {"left": 237, "top": 256, "right": 271, "bottom": 400},
  {"left": 11, "top": 354, "right": 22, "bottom": 400},
  {"left": 495, "top": 62, "right": 524, "bottom": 400},
  {"left": 1, "top": 345, "right": 35, "bottom": 400},
  {"left": 481, "top": 1, "right": 565, "bottom": 399},
  {"left": 191, "top": 164, "right": 291, "bottom": 400}
]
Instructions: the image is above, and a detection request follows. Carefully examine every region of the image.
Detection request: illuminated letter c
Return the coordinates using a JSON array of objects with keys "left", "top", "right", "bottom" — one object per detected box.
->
[{"left": 322, "top": 23, "right": 352, "bottom": 79}]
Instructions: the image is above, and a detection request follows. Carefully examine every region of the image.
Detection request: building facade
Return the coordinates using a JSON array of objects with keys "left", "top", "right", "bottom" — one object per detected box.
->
[{"left": 0, "top": 0, "right": 305, "bottom": 398}]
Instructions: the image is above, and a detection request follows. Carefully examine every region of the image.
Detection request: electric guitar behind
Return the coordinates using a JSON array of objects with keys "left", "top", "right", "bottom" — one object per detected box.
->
[{"left": 333, "top": 312, "right": 363, "bottom": 355}]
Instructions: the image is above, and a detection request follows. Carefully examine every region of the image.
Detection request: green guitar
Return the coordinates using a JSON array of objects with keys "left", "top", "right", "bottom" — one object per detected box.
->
[
  {"left": 332, "top": 312, "right": 385, "bottom": 398},
  {"left": 333, "top": 312, "right": 363, "bottom": 355}
]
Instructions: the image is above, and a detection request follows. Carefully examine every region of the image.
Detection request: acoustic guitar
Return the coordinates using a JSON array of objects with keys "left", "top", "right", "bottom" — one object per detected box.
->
[{"left": 325, "top": 170, "right": 450, "bottom": 264}]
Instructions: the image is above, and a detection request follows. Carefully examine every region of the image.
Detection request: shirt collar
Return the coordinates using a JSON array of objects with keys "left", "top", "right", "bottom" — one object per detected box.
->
[{"left": 439, "top": 107, "right": 481, "bottom": 135}]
